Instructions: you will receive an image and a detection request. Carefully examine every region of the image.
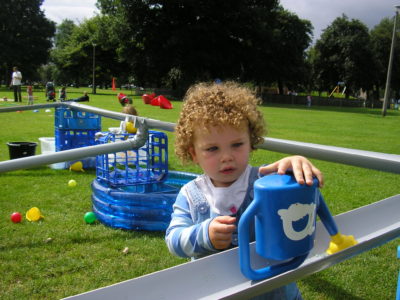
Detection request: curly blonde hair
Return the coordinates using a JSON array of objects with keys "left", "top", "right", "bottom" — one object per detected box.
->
[
  {"left": 122, "top": 104, "right": 138, "bottom": 116},
  {"left": 175, "top": 81, "right": 266, "bottom": 163}
]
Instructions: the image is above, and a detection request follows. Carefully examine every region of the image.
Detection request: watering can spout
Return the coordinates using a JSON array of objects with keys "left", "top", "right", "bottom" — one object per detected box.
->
[{"left": 326, "top": 233, "right": 358, "bottom": 254}]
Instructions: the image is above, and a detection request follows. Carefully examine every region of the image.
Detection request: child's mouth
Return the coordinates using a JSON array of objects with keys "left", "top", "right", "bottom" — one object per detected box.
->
[{"left": 220, "top": 167, "right": 235, "bottom": 175}]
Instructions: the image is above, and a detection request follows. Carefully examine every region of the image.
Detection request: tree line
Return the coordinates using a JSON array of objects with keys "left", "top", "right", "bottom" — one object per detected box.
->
[{"left": 1, "top": 0, "right": 399, "bottom": 101}]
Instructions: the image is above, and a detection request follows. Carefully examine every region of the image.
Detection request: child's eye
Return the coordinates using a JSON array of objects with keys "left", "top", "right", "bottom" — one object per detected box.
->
[
  {"left": 205, "top": 146, "right": 218, "bottom": 152},
  {"left": 232, "top": 142, "right": 243, "bottom": 148}
]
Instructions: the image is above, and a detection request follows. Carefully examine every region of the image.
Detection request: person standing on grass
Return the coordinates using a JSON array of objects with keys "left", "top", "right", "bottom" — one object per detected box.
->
[
  {"left": 165, "top": 81, "right": 324, "bottom": 300},
  {"left": 10, "top": 66, "right": 22, "bottom": 102},
  {"left": 27, "top": 85, "right": 34, "bottom": 105},
  {"left": 59, "top": 86, "right": 67, "bottom": 101},
  {"left": 307, "top": 95, "right": 312, "bottom": 107}
]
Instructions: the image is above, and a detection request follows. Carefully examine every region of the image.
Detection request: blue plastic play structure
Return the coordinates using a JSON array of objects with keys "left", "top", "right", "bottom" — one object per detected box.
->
[
  {"left": 239, "top": 173, "right": 357, "bottom": 281},
  {"left": 52, "top": 107, "right": 197, "bottom": 231},
  {"left": 92, "top": 131, "right": 197, "bottom": 231}
]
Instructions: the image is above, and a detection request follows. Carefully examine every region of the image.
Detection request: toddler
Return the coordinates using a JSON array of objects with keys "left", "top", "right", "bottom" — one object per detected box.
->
[
  {"left": 120, "top": 104, "right": 138, "bottom": 133},
  {"left": 27, "top": 85, "right": 34, "bottom": 105},
  {"left": 165, "top": 82, "right": 323, "bottom": 300},
  {"left": 59, "top": 87, "right": 67, "bottom": 101}
]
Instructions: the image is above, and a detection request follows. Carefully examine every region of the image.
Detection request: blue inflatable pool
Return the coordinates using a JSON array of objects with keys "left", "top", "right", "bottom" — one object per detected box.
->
[{"left": 91, "top": 171, "right": 198, "bottom": 231}]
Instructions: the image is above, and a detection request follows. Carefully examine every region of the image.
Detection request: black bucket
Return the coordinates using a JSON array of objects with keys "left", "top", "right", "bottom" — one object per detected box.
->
[{"left": 7, "top": 142, "right": 37, "bottom": 159}]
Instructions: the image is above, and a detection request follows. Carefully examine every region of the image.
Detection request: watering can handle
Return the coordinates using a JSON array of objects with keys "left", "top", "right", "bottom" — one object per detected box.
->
[
  {"left": 238, "top": 198, "right": 264, "bottom": 280},
  {"left": 317, "top": 194, "right": 339, "bottom": 236},
  {"left": 238, "top": 198, "right": 308, "bottom": 281}
]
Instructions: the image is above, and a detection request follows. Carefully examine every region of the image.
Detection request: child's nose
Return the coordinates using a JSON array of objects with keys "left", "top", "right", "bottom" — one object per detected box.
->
[{"left": 220, "top": 150, "right": 233, "bottom": 162}]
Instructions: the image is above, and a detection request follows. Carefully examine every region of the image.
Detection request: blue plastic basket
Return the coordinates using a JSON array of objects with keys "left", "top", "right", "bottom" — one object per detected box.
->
[
  {"left": 96, "top": 131, "right": 168, "bottom": 187},
  {"left": 55, "top": 107, "right": 101, "bottom": 130},
  {"left": 54, "top": 128, "right": 98, "bottom": 169},
  {"left": 55, "top": 128, "right": 98, "bottom": 151}
]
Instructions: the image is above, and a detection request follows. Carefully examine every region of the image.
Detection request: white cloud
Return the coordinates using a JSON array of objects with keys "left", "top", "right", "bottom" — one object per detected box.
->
[{"left": 41, "top": 0, "right": 99, "bottom": 24}]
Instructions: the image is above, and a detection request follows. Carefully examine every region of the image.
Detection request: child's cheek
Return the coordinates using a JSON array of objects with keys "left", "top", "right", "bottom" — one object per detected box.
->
[{"left": 202, "top": 151, "right": 215, "bottom": 160}]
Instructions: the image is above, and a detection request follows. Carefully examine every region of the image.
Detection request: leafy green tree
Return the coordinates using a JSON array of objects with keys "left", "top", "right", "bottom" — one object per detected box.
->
[
  {"left": 269, "top": 8, "right": 313, "bottom": 93},
  {"left": 313, "top": 15, "right": 375, "bottom": 98},
  {"left": 54, "top": 19, "right": 76, "bottom": 49},
  {"left": 0, "top": 0, "right": 55, "bottom": 84},
  {"left": 303, "top": 46, "right": 319, "bottom": 94},
  {"left": 370, "top": 17, "right": 400, "bottom": 99},
  {"left": 37, "top": 63, "right": 59, "bottom": 85},
  {"left": 97, "top": 0, "right": 312, "bottom": 94},
  {"left": 50, "top": 26, "right": 89, "bottom": 87},
  {"left": 50, "top": 20, "right": 77, "bottom": 85},
  {"left": 99, "top": 0, "right": 267, "bottom": 90},
  {"left": 51, "top": 16, "right": 127, "bottom": 89}
]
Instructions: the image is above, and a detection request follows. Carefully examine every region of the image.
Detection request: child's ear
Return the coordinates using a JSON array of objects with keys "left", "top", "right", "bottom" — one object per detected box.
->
[{"left": 189, "top": 146, "right": 198, "bottom": 163}]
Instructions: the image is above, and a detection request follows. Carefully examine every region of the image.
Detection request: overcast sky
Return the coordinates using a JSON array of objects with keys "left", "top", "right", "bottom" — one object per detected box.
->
[
  {"left": 280, "top": 0, "right": 400, "bottom": 42},
  {"left": 41, "top": 0, "right": 399, "bottom": 42}
]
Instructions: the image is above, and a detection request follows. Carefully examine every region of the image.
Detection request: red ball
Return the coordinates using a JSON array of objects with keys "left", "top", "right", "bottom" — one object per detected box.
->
[{"left": 11, "top": 212, "right": 22, "bottom": 223}]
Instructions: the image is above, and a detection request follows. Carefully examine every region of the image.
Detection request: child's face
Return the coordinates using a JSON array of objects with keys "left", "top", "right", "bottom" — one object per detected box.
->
[{"left": 189, "top": 124, "right": 251, "bottom": 187}]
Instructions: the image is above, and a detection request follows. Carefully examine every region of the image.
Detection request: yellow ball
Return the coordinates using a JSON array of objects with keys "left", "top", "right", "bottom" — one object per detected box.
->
[
  {"left": 68, "top": 179, "right": 77, "bottom": 187},
  {"left": 126, "top": 122, "right": 137, "bottom": 134}
]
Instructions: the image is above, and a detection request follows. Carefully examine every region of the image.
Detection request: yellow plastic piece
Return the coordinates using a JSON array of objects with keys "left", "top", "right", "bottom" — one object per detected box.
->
[
  {"left": 26, "top": 207, "right": 44, "bottom": 222},
  {"left": 326, "top": 232, "right": 358, "bottom": 255},
  {"left": 69, "top": 161, "right": 85, "bottom": 172},
  {"left": 126, "top": 121, "right": 137, "bottom": 134}
]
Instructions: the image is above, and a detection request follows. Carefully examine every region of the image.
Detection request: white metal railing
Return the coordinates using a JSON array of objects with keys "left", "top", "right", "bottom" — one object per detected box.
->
[{"left": 0, "top": 102, "right": 399, "bottom": 174}]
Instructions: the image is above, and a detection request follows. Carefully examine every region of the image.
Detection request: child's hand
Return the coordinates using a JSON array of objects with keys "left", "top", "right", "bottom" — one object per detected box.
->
[
  {"left": 209, "top": 216, "right": 236, "bottom": 250},
  {"left": 259, "top": 155, "right": 324, "bottom": 187}
]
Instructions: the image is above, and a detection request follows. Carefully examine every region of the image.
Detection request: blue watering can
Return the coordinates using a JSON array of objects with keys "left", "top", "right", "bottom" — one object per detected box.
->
[{"left": 238, "top": 173, "right": 357, "bottom": 281}]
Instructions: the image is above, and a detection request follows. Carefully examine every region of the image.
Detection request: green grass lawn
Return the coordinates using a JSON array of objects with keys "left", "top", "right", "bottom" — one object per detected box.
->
[{"left": 0, "top": 86, "right": 399, "bottom": 299}]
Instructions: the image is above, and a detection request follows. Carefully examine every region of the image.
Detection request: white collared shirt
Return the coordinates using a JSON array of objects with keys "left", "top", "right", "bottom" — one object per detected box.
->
[{"left": 12, "top": 71, "right": 22, "bottom": 85}]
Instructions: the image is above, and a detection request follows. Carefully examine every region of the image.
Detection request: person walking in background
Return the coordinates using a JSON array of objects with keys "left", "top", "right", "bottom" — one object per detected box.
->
[
  {"left": 27, "top": 85, "right": 34, "bottom": 105},
  {"left": 10, "top": 66, "right": 22, "bottom": 102}
]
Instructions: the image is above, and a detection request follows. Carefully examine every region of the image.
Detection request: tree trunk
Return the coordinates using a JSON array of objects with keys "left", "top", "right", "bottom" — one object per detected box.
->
[{"left": 278, "top": 79, "right": 284, "bottom": 95}]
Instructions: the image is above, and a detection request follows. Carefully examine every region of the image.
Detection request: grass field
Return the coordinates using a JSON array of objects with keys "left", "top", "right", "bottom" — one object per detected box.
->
[{"left": 0, "top": 86, "right": 399, "bottom": 299}]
